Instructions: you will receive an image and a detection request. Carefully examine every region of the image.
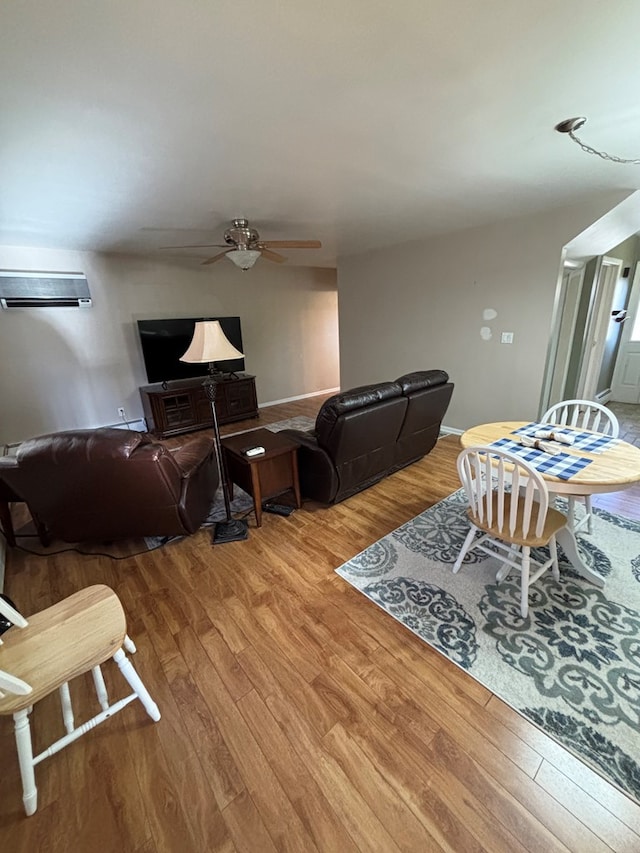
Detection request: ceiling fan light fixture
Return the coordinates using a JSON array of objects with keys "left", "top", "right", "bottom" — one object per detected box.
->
[
  {"left": 555, "top": 115, "right": 640, "bottom": 165},
  {"left": 226, "top": 249, "right": 261, "bottom": 270}
]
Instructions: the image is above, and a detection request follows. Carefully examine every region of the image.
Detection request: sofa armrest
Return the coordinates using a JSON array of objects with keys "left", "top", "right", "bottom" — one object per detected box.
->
[
  {"left": 169, "top": 435, "right": 215, "bottom": 479},
  {"left": 280, "top": 429, "right": 339, "bottom": 504}
]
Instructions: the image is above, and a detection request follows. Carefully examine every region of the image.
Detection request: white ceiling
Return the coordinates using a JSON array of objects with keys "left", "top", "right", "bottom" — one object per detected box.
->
[{"left": 2, "top": 0, "right": 640, "bottom": 269}]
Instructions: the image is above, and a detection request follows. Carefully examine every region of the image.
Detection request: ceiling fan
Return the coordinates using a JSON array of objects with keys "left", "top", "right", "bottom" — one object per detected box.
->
[{"left": 161, "top": 218, "right": 322, "bottom": 269}]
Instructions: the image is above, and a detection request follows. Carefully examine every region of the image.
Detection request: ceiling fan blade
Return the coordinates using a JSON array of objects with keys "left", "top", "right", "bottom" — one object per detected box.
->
[
  {"left": 201, "top": 251, "right": 230, "bottom": 266},
  {"left": 160, "top": 243, "right": 227, "bottom": 249},
  {"left": 260, "top": 249, "right": 287, "bottom": 264},
  {"left": 259, "top": 240, "right": 322, "bottom": 249}
]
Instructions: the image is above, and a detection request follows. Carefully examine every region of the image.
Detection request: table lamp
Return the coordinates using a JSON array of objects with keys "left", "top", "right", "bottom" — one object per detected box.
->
[{"left": 180, "top": 320, "right": 249, "bottom": 543}]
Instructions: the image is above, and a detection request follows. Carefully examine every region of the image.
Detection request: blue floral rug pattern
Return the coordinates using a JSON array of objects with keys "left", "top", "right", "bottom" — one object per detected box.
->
[{"left": 336, "top": 490, "right": 640, "bottom": 805}]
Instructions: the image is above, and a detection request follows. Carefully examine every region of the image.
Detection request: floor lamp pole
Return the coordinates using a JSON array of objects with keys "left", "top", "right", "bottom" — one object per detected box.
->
[{"left": 203, "top": 377, "right": 249, "bottom": 544}]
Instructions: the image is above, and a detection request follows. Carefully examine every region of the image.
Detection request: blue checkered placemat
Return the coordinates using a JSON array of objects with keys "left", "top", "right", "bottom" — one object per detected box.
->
[
  {"left": 489, "top": 437, "right": 593, "bottom": 480},
  {"left": 513, "top": 422, "right": 618, "bottom": 454}
]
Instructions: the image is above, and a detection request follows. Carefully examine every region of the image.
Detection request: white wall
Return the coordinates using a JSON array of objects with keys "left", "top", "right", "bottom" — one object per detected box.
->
[
  {"left": 0, "top": 247, "right": 339, "bottom": 445},
  {"left": 337, "top": 191, "right": 630, "bottom": 431}
]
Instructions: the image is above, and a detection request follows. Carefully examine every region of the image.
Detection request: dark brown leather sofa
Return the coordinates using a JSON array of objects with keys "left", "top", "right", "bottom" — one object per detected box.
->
[
  {"left": 282, "top": 369, "right": 454, "bottom": 504},
  {"left": 0, "top": 428, "right": 219, "bottom": 544}
]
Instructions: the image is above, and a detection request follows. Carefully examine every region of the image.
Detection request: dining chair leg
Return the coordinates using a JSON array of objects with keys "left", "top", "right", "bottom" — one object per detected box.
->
[
  {"left": 112, "top": 649, "right": 161, "bottom": 722},
  {"left": 453, "top": 525, "right": 477, "bottom": 573},
  {"left": 520, "top": 547, "right": 531, "bottom": 618},
  {"left": 13, "top": 708, "right": 37, "bottom": 816},
  {"left": 550, "top": 535, "right": 560, "bottom": 581}
]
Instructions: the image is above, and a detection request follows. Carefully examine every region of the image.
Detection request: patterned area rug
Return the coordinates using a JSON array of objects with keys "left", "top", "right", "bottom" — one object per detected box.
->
[
  {"left": 336, "top": 489, "right": 640, "bottom": 805},
  {"left": 223, "top": 414, "right": 314, "bottom": 439}
]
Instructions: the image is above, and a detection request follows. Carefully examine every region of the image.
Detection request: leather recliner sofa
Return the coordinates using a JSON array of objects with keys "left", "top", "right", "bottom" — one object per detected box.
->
[
  {"left": 0, "top": 428, "right": 219, "bottom": 544},
  {"left": 281, "top": 369, "right": 454, "bottom": 504}
]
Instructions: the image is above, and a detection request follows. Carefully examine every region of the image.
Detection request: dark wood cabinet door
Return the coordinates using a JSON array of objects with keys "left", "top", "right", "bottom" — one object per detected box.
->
[{"left": 140, "top": 376, "right": 258, "bottom": 437}]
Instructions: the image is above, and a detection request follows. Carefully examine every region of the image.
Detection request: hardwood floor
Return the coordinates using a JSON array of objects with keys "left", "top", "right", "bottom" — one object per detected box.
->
[{"left": 1, "top": 397, "right": 639, "bottom": 852}]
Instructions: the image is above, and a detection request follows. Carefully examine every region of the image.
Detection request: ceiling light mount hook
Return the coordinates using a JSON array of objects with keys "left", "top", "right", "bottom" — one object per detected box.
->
[{"left": 555, "top": 116, "right": 640, "bottom": 165}]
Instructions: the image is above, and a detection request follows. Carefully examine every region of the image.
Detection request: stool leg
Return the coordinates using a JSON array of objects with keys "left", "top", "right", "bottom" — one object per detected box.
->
[
  {"left": 13, "top": 708, "right": 37, "bottom": 816},
  {"left": 123, "top": 635, "right": 136, "bottom": 654},
  {"left": 91, "top": 666, "right": 110, "bottom": 712},
  {"left": 113, "top": 649, "right": 161, "bottom": 722},
  {"left": 59, "top": 682, "right": 75, "bottom": 733}
]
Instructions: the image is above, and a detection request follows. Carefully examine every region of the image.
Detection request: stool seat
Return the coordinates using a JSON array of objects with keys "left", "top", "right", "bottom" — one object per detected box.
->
[{"left": 0, "top": 586, "right": 126, "bottom": 713}]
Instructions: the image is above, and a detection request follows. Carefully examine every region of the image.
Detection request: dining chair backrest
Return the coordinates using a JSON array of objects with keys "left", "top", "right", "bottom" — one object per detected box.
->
[
  {"left": 541, "top": 399, "right": 619, "bottom": 438},
  {"left": 457, "top": 446, "right": 550, "bottom": 540}
]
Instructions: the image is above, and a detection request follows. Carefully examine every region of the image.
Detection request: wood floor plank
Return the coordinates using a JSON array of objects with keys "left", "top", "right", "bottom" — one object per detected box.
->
[
  {"left": 237, "top": 688, "right": 361, "bottom": 853},
  {"left": 161, "top": 650, "right": 246, "bottom": 810},
  {"left": 266, "top": 690, "right": 405, "bottom": 853},
  {"left": 323, "top": 721, "right": 445, "bottom": 852},
  {"left": 174, "top": 625, "right": 322, "bottom": 853},
  {"left": 221, "top": 789, "right": 279, "bottom": 853},
  {"left": 370, "top": 645, "right": 543, "bottom": 778}
]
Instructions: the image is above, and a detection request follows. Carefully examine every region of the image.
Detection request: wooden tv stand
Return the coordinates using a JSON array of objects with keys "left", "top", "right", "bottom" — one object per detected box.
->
[{"left": 140, "top": 374, "right": 258, "bottom": 439}]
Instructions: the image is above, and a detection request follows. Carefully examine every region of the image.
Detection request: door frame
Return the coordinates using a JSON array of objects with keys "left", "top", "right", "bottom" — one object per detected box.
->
[
  {"left": 546, "top": 262, "right": 585, "bottom": 405},
  {"left": 576, "top": 255, "right": 623, "bottom": 400}
]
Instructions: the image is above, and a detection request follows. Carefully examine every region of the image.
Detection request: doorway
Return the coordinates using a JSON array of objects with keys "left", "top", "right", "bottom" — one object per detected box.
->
[{"left": 611, "top": 261, "right": 640, "bottom": 404}]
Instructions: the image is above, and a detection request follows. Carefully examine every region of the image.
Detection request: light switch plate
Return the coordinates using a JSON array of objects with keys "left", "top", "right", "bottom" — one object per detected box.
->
[{"left": 500, "top": 331, "right": 514, "bottom": 344}]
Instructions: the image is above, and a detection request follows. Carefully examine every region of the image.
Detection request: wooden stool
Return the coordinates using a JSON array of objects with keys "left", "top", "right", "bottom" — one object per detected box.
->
[{"left": 0, "top": 585, "right": 160, "bottom": 815}]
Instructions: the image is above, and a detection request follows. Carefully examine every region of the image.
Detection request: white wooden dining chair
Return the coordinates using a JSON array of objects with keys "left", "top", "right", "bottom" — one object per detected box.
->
[
  {"left": 454, "top": 446, "right": 568, "bottom": 618},
  {"left": 0, "top": 584, "right": 160, "bottom": 816},
  {"left": 541, "top": 399, "right": 619, "bottom": 533}
]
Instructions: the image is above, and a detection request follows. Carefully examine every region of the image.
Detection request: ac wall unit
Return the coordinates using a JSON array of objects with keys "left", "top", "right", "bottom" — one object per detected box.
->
[{"left": 0, "top": 270, "right": 92, "bottom": 309}]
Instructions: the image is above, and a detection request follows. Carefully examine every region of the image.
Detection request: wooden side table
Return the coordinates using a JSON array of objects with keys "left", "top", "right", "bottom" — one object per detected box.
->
[{"left": 221, "top": 428, "right": 301, "bottom": 528}]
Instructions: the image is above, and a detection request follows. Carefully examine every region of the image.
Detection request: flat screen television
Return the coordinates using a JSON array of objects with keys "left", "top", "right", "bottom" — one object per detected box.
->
[{"left": 137, "top": 317, "right": 245, "bottom": 384}]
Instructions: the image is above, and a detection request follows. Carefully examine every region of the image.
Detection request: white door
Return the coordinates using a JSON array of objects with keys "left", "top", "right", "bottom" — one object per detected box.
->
[
  {"left": 611, "top": 262, "right": 640, "bottom": 403},
  {"left": 578, "top": 256, "right": 624, "bottom": 400}
]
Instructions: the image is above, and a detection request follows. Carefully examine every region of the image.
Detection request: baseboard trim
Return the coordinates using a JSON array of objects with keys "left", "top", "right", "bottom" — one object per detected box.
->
[
  {"left": 440, "top": 424, "right": 463, "bottom": 436},
  {"left": 259, "top": 387, "right": 340, "bottom": 408}
]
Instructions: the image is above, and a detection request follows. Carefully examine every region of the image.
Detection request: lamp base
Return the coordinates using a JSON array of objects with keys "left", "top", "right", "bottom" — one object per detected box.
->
[{"left": 212, "top": 517, "right": 249, "bottom": 544}]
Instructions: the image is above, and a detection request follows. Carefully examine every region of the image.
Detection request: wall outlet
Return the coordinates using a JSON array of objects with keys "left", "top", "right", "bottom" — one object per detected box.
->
[{"left": 117, "top": 407, "right": 126, "bottom": 420}]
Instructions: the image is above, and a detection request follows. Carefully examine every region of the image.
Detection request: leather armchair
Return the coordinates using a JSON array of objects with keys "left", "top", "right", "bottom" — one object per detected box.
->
[
  {"left": 282, "top": 370, "right": 453, "bottom": 504},
  {"left": 0, "top": 428, "right": 219, "bottom": 543}
]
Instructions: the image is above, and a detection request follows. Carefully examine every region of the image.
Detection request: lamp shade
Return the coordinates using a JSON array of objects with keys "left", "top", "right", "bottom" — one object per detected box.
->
[
  {"left": 226, "top": 249, "right": 261, "bottom": 270},
  {"left": 180, "top": 320, "right": 244, "bottom": 364}
]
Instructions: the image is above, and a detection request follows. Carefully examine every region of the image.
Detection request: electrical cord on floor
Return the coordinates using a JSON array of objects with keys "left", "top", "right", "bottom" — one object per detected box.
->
[
  {"left": 5, "top": 534, "right": 181, "bottom": 560},
  {"left": 1, "top": 501, "right": 299, "bottom": 560}
]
